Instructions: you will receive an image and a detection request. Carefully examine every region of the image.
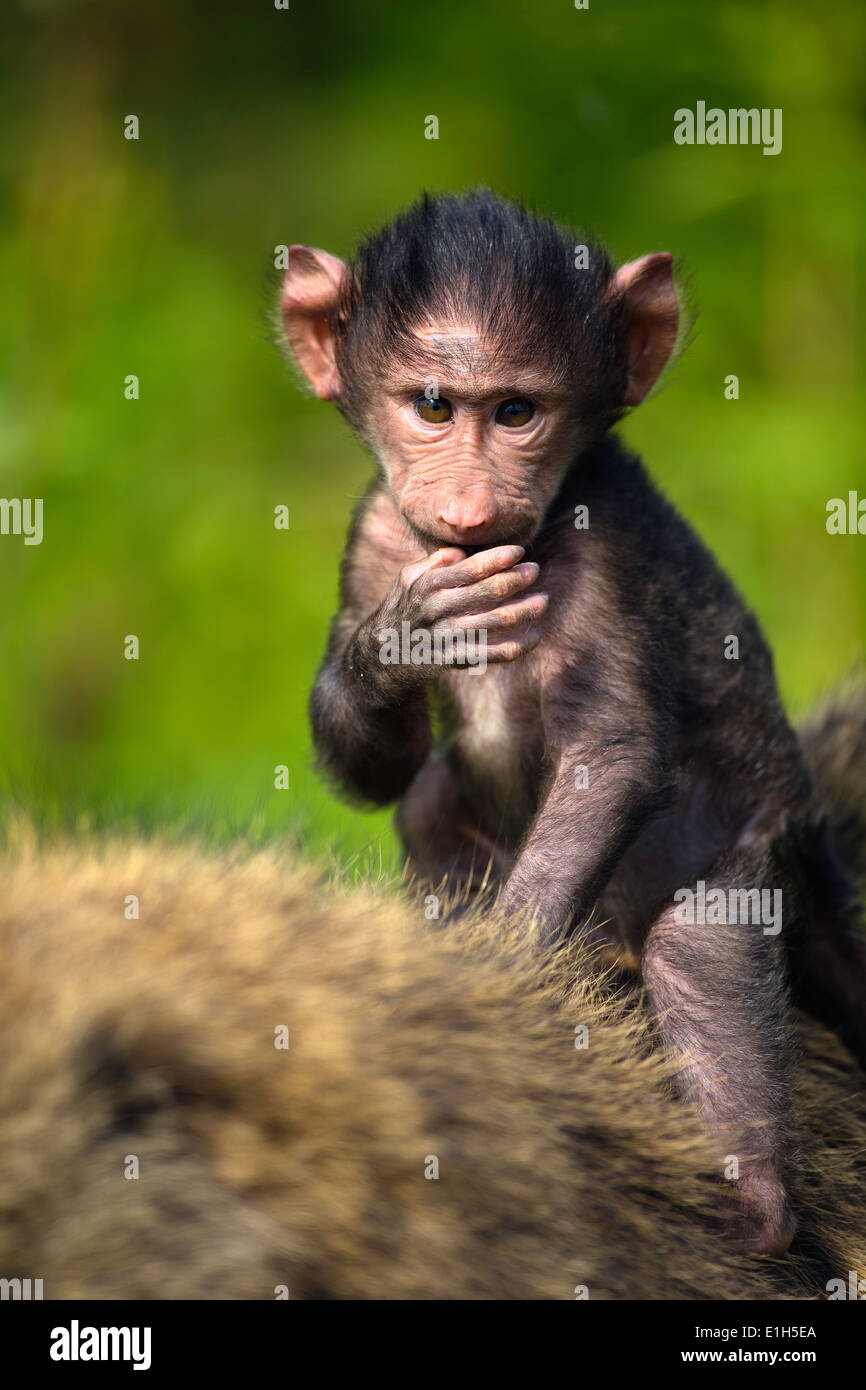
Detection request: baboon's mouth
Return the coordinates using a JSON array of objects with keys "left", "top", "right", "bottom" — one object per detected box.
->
[
  {"left": 416, "top": 522, "right": 534, "bottom": 557},
  {"left": 431, "top": 539, "right": 522, "bottom": 557}
]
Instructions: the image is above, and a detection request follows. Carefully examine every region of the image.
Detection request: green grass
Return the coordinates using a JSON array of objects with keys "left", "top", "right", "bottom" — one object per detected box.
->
[{"left": 0, "top": 0, "right": 863, "bottom": 867}]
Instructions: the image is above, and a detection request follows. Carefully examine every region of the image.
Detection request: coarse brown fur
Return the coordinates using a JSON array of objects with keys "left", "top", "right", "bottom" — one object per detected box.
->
[{"left": 0, "top": 824, "right": 864, "bottom": 1300}]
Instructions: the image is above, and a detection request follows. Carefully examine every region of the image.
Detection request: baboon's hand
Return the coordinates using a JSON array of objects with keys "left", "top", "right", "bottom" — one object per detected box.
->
[{"left": 352, "top": 545, "right": 547, "bottom": 696}]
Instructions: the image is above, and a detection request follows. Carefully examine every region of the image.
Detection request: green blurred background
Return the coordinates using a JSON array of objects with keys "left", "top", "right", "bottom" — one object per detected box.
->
[{"left": 0, "top": 0, "right": 863, "bottom": 870}]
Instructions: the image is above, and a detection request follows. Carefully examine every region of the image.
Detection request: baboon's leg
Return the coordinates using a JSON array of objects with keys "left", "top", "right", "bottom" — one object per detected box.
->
[
  {"left": 641, "top": 848, "right": 798, "bottom": 1257},
  {"left": 396, "top": 752, "right": 513, "bottom": 903}
]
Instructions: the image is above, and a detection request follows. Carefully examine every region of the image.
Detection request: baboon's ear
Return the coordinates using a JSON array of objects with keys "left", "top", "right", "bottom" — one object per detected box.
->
[
  {"left": 281, "top": 246, "right": 347, "bottom": 400},
  {"left": 608, "top": 253, "right": 679, "bottom": 406}
]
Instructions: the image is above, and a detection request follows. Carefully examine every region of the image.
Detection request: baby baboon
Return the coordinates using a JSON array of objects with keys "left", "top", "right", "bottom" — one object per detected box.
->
[
  {"left": 0, "top": 825, "right": 864, "bottom": 1300},
  {"left": 281, "top": 189, "right": 866, "bottom": 1254}
]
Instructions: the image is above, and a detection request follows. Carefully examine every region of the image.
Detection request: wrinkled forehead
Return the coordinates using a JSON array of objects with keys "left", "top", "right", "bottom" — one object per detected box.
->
[
  {"left": 412, "top": 324, "right": 493, "bottom": 371},
  {"left": 395, "top": 321, "right": 556, "bottom": 394}
]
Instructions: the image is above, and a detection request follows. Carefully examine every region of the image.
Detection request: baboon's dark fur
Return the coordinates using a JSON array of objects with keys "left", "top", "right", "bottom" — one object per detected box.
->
[
  {"left": 301, "top": 191, "right": 866, "bottom": 1251},
  {"left": 0, "top": 825, "right": 864, "bottom": 1300}
]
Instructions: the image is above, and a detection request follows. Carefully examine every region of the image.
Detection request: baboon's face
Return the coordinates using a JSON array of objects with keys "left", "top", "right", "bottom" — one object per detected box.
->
[
  {"left": 361, "top": 322, "right": 584, "bottom": 552},
  {"left": 280, "top": 229, "right": 679, "bottom": 552}
]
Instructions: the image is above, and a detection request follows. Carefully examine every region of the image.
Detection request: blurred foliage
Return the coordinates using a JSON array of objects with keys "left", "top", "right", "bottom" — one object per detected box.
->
[{"left": 0, "top": 0, "right": 863, "bottom": 868}]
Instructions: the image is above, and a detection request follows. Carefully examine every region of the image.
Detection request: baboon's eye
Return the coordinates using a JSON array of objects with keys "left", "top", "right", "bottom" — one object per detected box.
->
[
  {"left": 495, "top": 398, "right": 535, "bottom": 428},
  {"left": 415, "top": 396, "right": 453, "bottom": 424}
]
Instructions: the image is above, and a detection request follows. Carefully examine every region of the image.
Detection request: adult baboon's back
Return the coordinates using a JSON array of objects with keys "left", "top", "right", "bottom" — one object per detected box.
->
[{"left": 0, "top": 829, "right": 863, "bottom": 1299}]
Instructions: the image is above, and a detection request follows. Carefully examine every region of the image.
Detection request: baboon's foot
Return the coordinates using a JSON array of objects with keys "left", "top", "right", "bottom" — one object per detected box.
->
[{"left": 738, "top": 1168, "right": 797, "bottom": 1257}]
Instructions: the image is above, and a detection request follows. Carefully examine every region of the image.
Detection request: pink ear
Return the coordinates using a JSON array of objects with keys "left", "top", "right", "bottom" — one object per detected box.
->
[
  {"left": 281, "top": 246, "right": 347, "bottom": 399},
  {"left": 608, "top": 253, "right": 678, "bottom": 406}
]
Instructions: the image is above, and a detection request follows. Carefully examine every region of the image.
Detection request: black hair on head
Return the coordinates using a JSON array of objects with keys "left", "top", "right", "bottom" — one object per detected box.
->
[{"left": 332, "top": 188, "right": 628, "bottom": 429}]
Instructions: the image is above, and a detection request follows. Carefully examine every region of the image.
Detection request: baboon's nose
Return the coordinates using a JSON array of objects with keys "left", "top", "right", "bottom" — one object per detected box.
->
[{"left": 435, "top": 486, "right": 499, "bottom": 538}]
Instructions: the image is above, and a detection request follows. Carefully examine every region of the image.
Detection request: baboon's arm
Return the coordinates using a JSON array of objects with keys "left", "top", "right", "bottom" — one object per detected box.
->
[{"left": 309, "top": 487, "right": 432, "bottom": 805}]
